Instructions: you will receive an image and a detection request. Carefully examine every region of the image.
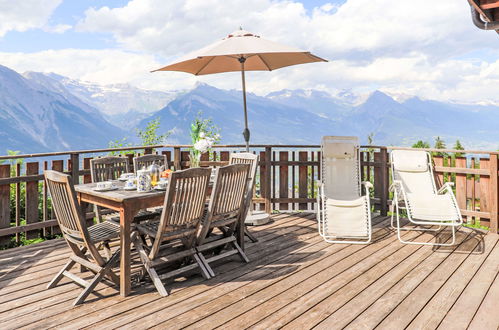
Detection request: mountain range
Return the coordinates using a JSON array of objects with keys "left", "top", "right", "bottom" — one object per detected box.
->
[{"left": 0, "top": 64, "right": 498, "bottom": 154}]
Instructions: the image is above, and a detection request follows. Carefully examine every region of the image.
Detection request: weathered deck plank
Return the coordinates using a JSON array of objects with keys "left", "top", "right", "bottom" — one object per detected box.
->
[
  {"left": 0, "top": 213, "right": 496, "bottom": 330},
  {"left": 407, "top": 233, "right": 497, "bottom": 330},
  {"left": 437, "top": 233, "right": 499, "bottom": 330}
]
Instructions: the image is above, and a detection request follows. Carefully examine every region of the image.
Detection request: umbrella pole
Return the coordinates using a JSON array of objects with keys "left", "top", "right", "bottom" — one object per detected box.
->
[{"left": 240, "top": 57, "right": 250, "bottom": 152}]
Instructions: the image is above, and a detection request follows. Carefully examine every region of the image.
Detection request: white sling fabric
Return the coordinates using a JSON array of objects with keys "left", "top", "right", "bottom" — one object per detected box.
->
[
  {"left": 320, "top": 136, "right": 370, "bottom": 238},
  {"left": 391, "top": 150, "right": 460, "bottom": 222}
]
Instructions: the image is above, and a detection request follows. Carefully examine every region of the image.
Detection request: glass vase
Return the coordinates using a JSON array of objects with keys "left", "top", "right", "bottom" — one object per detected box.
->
[{"left": 189, "top": 152, "right": 201, "bottom": 168}]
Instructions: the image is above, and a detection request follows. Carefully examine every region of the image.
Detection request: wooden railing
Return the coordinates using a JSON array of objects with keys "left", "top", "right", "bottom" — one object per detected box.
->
[{"left": 0, "top": 144, "right": 497, "bottom": 248}]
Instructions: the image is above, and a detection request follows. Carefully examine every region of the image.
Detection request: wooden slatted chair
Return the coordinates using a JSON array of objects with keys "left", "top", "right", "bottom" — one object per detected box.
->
[
  {"left": 133, "top": 154, "right": 169, "bottom": 173},
  {"left": 132, "top": 167, "right": 212, "bottom": 296},
  {"left": 90, "top": 156, "right": 130, "bottom": 223},
  {"left": 196, "top": 163, "right": 250, "bottom": 277},
  {"left": 229, "top": 152, "right": 259, "bottom": 243},
  {"left": 44, "top": 170, "right": 121, "bottom": 306},
  {"left": 133, "top": 154, "right": 169, "bottom": 215},
  {"left": 90, "top": 156, "right": 154, "bottom": 223},
  {"left": 90, "top": 156, "right": 130, "bottom": 182}
]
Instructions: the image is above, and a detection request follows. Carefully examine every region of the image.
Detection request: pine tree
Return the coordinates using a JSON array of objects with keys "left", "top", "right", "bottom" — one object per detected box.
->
[
  {"left": 412, "top": 140, "right": 430, "bottom": 149},
  {"left": 453, "top": 140, "right": 464, "bottom": 157},
  {"left": 433, "top": 136, "right": 447, "bottom": 157}
]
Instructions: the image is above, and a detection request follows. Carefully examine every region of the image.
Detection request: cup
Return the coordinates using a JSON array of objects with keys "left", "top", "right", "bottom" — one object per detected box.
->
[
  {"left": 125, "top": 179, "right": 135, "bottom": 188},
  {"left": 157, "top": 180, "right": 168, "bottom": 189},
  {"left": 121, "top": 173, "right": 135, "bottom": 180},
  {"left": 96, "top": 181, "right": 113, "bottom": 190}
]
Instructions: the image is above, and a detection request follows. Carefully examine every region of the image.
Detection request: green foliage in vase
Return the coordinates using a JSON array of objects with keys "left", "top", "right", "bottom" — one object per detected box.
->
[{"left": 189, "top": 112, "right": 221, "bottom": 167}]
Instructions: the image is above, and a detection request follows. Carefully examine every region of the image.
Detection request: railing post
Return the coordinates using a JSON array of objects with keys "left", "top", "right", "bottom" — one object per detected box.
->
[
  {"left": 173, "top": 147, "right": 182, "bottom": 171},
  {"left": 489, "top": 154, "right": 498, "bottom": 234},
  {"left": 0, "top": 164, "right": 10, "bottom": 246},
  {"left": 265, "top": 146, "right": 272, "bottom": 214},
  {"left": 70, "top": 153, "right": 80, "bottom": 185},
  {"left": 380, "top": 147, "right": 389, "bottom": 216},
  {"left": 25, "top": 162, "right": 39, "bottom": 239}
]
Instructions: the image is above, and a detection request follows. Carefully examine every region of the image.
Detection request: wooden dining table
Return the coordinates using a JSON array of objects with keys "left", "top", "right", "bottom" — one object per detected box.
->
[
  {"left": 74, "top": 179, "right": 243, "bottom": 297},
  {"left": 75, "top": 181, "right": 166, "bottom": 297}
]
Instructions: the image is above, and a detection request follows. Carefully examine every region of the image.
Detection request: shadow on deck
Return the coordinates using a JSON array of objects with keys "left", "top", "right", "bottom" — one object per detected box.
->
[{"left": 0, "top": 213, "right": 498, "bottom": 329}]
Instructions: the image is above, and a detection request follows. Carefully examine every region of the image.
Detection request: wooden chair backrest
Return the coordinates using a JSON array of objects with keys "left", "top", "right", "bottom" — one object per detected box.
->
[
  {"left": 133, "top": 154, "right": 169, "bottom": 173},
  {"left": 44, "top": 171, "right": 92, "bottom": 247},
  {"left": 198, "top": 164, "right": 249, "bottom": 243},
  {"left": 229, "top": 152, "right": 258, "bottom": 217},
  {"left": 229, "top": 152, "right": 258, "bottom": 186},
  {"left": 151, "top": 167, "right": 212, "bottom": 256},
  {"left": 90, "top": 156, "right": 130, "bottom": 182}
]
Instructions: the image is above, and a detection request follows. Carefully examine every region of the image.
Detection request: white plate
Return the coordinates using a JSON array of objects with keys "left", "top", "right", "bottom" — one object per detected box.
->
[
  {"left": 123, "top": 186, "right": 137, "bottom": 191},
  {"left": 154, "top": 186, "right": 167, "bottom": 191},
  {"left": 93, "top": 186, "right": 119, "bottom": 192}
]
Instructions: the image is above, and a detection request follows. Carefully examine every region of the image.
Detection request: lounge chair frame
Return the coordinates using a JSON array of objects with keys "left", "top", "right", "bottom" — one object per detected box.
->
[
  {"left": 389, "top": 150, "right": 463, "bottom": 246},
  {"left": 317, "top": 136, "right": 373, "bottom": 244}
]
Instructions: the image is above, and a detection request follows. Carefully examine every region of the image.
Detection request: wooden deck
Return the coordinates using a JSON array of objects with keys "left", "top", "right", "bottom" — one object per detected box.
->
[{"left": 0, "top": 213, "right": 498, "bottom": 329}]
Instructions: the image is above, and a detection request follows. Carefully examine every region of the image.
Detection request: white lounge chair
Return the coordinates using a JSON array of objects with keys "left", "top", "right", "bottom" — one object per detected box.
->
[
  {"left": 317, "top": 136, "right": 373, "bottom": 244},
  {"left": 390, "top": 149, "right": 463, "bottom": 246}
]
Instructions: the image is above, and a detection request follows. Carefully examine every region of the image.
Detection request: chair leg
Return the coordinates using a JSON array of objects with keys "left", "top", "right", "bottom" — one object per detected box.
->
[
  {"left": 132, "top": 234, "right": 169, "bottom": 296},
  {"left": 103, "top": 242, "right": 112, "bottom": 260},
  {"left": 231, "top": 241, "right": 250, "bottom": 263},
  {"left": 193, "top": 253, "right": 214, "bottom": 279},
  {"left": 47, "top": 259, "right": 76, "bottom": 289},
  {"left": 395, "top": 203, "right": 457, "bottom": 246},
  {"left": 73, "top": 267, "right": 107, "bottom": 306},
  {"left": 244, "top": 227, "right": 258, "bottom": 243},
  {"left": 73, "top": 252, "right": 119, "bottom": 306},
  {"left": 104, "top": 251, "right": 121, "bottom": 286},
  {"left": 94, "top": 205, "right": 103, "bottom": 223}
]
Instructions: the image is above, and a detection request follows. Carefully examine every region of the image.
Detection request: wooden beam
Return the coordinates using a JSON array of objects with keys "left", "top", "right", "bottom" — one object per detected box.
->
[
  {"left": 489, "top": 154, "right": 498, "bottom": 233},
  {"left": 480, "top": 0, "right": 499, "bottom": 10}
]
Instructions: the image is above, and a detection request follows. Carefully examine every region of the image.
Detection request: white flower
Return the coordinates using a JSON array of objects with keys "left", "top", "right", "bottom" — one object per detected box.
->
[
  {"left": 199, "top": 131, "right": 206, "bottom": 138},
  {"left": 194, "top": 139, "right": 210, "bottom": 153},
  {"left": 214, "top": 134, "right": 220, "bottom": 139}
]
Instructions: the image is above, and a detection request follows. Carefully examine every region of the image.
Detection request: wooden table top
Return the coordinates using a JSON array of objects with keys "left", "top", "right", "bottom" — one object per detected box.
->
[{"left": 75, "top": 181, "right": 166, "bottom": 203}]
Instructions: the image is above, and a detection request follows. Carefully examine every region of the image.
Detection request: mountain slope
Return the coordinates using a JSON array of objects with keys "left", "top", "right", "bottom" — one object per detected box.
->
[
  {"left": 138, "top": 83, "right": 353, "bottom": 145},
  {"left": 0, "top": 65, "right": 126, "bottom": 153},
  {"left": 139, "top": 85, "right": 499, "bottom": 149},
  {"left": 44, "top": 73, "right": 178, "bottom": 114}
]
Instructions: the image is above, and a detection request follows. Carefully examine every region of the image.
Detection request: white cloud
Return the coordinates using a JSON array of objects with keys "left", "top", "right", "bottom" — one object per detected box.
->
[
  {"left": 3, "top": 0, "right": 499, "bottom": 105},
  {"left": 42, "top": 24, "right": 72, "bottom": 34},
  {"left": 0, "top": 49, "right": 163, "bottom": 86},
  {"left": 0, "top": 0, "right": 63, "bottom": 37},
  {"left": 77, "top": 0, "right": 497, "bottom": 61}
]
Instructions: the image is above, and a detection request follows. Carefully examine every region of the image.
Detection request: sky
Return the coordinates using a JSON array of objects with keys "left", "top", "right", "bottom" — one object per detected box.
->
[{"left": 0, "top": 0, "right": 499, "bottom": 103}]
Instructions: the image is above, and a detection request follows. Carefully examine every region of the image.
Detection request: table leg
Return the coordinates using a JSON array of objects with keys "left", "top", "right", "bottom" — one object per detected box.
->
[{"left": 119, "top": 205, "right": 133, "bottom": 297}]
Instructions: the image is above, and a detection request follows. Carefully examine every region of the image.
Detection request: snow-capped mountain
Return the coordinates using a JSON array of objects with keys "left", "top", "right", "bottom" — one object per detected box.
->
[
  {"left": 2, "top": 63, "right": 499, "bottom": 154},
  {"left": 41, "top": 73, "right": 178, "bottom": 115},
  {"left": 138, "top": 84, "right": 499, "bottom": 150},
  {"left": 0, "top": 65, "right": 125, "bottom": 153}
]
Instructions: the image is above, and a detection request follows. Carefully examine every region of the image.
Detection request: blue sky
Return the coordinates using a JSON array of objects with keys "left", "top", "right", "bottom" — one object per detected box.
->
[{"left": 0, "top": 0, "right": 498, "bottom": 103}]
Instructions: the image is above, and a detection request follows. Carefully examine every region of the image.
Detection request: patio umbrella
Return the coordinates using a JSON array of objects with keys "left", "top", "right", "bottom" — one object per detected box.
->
[{"left": 152, "top": 28, "right": 327, "bottom": 151}]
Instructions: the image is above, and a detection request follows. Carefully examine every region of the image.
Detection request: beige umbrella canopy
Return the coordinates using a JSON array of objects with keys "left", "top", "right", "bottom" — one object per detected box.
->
[{"left": 153, "top": 28, "right": 327, "bottom": 151}]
